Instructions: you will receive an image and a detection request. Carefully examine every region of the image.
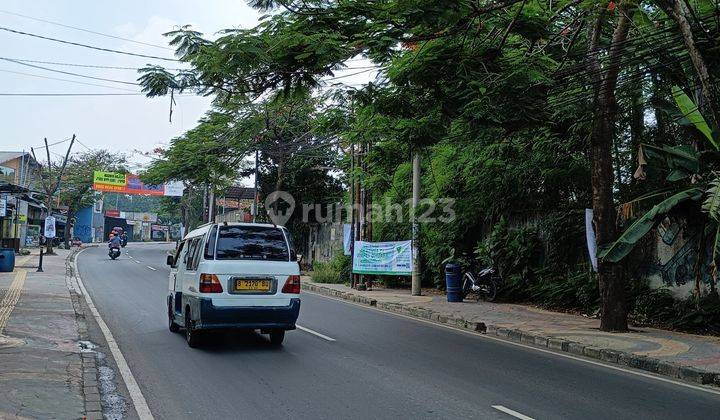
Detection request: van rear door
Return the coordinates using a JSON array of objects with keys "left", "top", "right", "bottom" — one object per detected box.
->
[{"left": 209, "top": 225, "right": 299, "bottom": 307}]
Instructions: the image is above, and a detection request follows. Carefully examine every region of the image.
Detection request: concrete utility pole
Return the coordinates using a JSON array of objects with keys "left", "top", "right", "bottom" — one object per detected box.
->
[
  {"left": 411, "top": 151, "right": 421, "bottom": 296},
  {"left": 253, "top": 150, "right": 259, "bottom": 223}
]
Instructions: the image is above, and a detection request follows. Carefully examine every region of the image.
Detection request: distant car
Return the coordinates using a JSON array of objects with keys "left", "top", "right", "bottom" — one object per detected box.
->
[{"left": 166, "top": 222, "right": 301, "bottom": 348}]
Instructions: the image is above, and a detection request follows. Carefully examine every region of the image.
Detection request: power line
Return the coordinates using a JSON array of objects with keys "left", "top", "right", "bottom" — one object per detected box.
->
[
  {"left": 0, "top": 57, "right": 139, "bottom": 85},
  {"left": 0, "top": 92, "right": 199, "bottom": 96},
  {"left": 0, "top": 68, "right": 139, "bottom": 91},
  {"left": 0, "top": 26, "right": 179, "bottom": 62},
  {"left": 0, "top": 57, "right": 187, "bottom": 71},
  {"left": 0, "top": 9, "right": 173, "bottom": 50},
  {"left": 75, "top": 138, "right": 93, "bottom": 151},
  {"left": 32, "top": 137, "right": 73, "bottom": 148}
]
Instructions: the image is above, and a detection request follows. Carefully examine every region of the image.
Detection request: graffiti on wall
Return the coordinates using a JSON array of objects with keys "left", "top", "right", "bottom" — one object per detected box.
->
[{"left": 646, "top": 216, "right": 713, "bottom": 293}]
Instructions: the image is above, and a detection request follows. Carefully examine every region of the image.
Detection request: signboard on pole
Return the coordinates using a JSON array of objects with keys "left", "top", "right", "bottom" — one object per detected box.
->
[
  {"left": 44, "top": 215, "right": 56, "bottom": 238},
  {"left": 92, "top": 171, "right": 185, "bottom": 197},
  {"left": 352, "top": 240, "right": 413, "bottom": 275},
  {"left": 93, "top": 171, "right": 126, "bottom": 186},
  {"left": 0, "top": 198, "right": 5, "bottom": 217},
  {"left": 163, "top": 181, "right": 184, "bottom": 197}
]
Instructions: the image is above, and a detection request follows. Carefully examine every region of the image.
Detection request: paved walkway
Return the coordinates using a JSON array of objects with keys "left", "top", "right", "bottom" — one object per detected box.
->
[
  {"left": 302, "top": 279, "right": 720, "bottom": 386},
  {"left": 0, "top": 248, "right": 99, "bottom": 419}
]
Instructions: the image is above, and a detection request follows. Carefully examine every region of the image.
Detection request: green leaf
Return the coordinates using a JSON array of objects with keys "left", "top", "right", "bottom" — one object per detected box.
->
[
  {"left": 703, "top": 176, "right": 720, "bottom": 221},
  {"left": 672, "top": 86, "right": 718, "bottom": 150},
  {"left": 599, "top": 188, "right": 704, "bottom": 263},
  {"left": 641, "top": 143, "right": 700, "bottom": 177}
]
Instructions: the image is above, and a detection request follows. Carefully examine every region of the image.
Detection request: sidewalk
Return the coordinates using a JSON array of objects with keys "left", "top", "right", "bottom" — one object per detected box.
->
[
  {"left": 0, "top": 248, "right": 101, "bottom": 419},
  {"left": 302, "top": 279, "right": 720, "bottom": 387}
]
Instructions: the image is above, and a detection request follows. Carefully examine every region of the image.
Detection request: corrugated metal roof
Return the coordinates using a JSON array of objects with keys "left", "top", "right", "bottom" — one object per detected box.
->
[
  {"left": 223, "top": 186, "right": 256, "bottom": 200},
  {"left": 0, "top": 151, "right": 30, "bottom": 164}
]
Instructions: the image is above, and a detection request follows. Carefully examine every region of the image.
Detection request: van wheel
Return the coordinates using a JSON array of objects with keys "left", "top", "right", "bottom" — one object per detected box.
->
[
  {"left": 269, "top": 330, "right": 285, "bottom": 346},
  {"left": 185, "top": 311, "right": 202, "bottom": 348},
  {"left": 168, "top": 303, "right": 180, "bottom": 333}
]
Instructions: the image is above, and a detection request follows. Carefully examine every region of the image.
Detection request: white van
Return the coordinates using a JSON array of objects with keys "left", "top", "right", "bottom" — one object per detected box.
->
[{"left": 166, "top": 222, "right": 301, "bottom": 347}]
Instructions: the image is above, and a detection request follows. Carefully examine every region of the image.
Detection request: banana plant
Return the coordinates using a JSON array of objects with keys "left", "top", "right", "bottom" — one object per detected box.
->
[{"left": 599, "top": 86, "right": 720, "bottom": 282}]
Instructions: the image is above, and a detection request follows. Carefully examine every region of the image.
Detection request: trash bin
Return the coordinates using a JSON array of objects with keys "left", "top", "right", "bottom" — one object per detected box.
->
[
  {"left": 445, "top": 263, "right": 463, "bottom": 302},
  {"left": 0, "top": 248, "right": 15, "bottom": 272}
]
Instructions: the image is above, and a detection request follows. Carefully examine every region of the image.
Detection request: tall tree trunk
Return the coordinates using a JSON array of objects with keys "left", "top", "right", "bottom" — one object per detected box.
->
[
  {"left": 275, "top": 156, "right": 285, "bottom": 192},
  {"left": 64, "top": 207, "right": 75, "bottom": 249},
  {"left": 588, "top": 2, "right": 635, "bottom": 332},
  {"left": 659, "top": 0, "right": 720, "bottom": 126}
]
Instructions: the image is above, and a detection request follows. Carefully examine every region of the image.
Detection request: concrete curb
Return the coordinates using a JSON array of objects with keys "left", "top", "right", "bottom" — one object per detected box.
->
[
  {"left": 65, "top": 248, "right": 104, "bottom": 419},
  {"left": 302, "top": 282, "right": 720, "bottom": 388}
]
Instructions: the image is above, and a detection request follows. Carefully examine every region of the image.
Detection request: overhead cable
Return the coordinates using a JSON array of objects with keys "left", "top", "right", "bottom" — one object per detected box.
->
[
  {"left": 0, "top": 9, "right": 173, "bottom": 50},
  {"left": 0, "top": 26, "right": 179, "bottom": 62}
]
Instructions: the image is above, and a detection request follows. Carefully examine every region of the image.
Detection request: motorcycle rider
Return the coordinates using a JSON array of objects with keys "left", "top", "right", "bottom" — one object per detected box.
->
[{"left": 108, "top": 233, "right": 122, "bottom": 249}]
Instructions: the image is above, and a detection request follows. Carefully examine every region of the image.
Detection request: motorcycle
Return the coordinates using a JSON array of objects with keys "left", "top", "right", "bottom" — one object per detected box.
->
[
  {"left": 120, "top": 234, "right": 128, "bottom": 248},
  {"left": 108, "top": 246, "right": 121, "bottom": 260},
  {"left": 461, "top": 266, "right": 500, "bottom": 302}
]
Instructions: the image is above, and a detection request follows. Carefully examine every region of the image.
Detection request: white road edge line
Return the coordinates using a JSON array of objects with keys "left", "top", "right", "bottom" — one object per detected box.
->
[
  {"left": 492, "top": 405, "right": 535, "bottom": 420},
  {"left": 296, "top": 324, "right": 336, "bottom": 342},
  {"left": 303, "top": 290, "right": 720, "bottom": 396},
  {"left": 146, "top": 266, "right": 157, "bottom": 271},
  {"left": 73, "top": 248, "right": 154, "bottom": 420}
]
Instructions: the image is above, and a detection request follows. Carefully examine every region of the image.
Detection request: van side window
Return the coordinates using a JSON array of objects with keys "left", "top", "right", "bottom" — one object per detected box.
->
[
  {"left": 187, "top": 237, "right": 203, "bottom": 271},
  {"left": 172, "top": 241, "right": 185, "bottom": 268},
  {"left": 184, "top": 238, "right": 197, "bottom": 268},
  {"left": 204, "top": 225, "right": 218, "bottom": 260}
]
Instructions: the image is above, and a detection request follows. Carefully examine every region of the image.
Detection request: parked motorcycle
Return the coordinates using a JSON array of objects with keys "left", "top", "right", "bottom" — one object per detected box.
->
[{"left": 461, "top": 266, "right": 500, "bottom": 302}]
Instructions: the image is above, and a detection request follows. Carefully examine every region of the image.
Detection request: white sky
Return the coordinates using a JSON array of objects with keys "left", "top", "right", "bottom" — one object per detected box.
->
[{"left": 0, "top": 1, "right": 378, "bottom": 173}]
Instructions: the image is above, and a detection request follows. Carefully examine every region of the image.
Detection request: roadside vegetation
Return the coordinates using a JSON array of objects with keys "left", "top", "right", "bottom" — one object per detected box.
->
[{"left": 137, "top": 1, "right": 720, "bottom": 335}]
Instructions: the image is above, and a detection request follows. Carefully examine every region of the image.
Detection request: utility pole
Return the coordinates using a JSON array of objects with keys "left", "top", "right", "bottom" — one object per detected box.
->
[
  {"left": 208, "top": 188, "right": 215, "bottom": 223},
  {"left": 411, "top": 151, "right": 421, "bottom": 296},
  {"left": 349, "top": 144, "right": 357, "bottom": 288},
  {"left": 253, "top": 150, "right": 259, "bottom": 223},
  {"left": 31, "top": 135, "right": 75, "bottom": 255}
]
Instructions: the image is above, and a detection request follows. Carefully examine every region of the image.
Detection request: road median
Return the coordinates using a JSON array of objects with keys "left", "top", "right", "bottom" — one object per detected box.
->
[{"left": 302, "top": 279, "right": 720, "bottom": 388}]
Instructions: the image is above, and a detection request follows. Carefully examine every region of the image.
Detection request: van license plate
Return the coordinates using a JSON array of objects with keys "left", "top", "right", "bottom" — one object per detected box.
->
[{"left": 235, "top": 279, "right": 271, "bottom": 292}]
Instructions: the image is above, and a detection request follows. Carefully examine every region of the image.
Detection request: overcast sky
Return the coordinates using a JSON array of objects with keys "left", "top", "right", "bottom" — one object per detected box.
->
[
  {"left": 0, "top": 1, "right": 378, "bottom": 175},
  {"left": 0, "top": 1, "right": 260, "bottom": 169}
]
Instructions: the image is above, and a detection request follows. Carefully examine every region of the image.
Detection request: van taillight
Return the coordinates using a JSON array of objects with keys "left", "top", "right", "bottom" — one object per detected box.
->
[
  {"left": 282, "top": 275, "right": 301, "bottom": 294},
  {"left": 199, "top": 273, "right": 223, "bottom": 293}
]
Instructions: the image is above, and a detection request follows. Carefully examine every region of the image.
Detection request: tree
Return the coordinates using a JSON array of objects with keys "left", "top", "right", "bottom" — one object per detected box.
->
[
  {"left": 59, "top": 150, "right": 126, "bottom": 247},
  {"left": 31, "top": 135, "right": 75, "bottom": 254},
  {"left": 136, "top": 1, "right": 720, "bottom": 331}
]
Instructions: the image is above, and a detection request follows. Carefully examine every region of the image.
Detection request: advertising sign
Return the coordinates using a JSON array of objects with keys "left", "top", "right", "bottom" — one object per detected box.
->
[
  {"left": 0, "top": 198, "right": 5, "bottom": 217},
  {"left": 44, "top": 215, "right": 56, "bottom": 238},
  {"left": 163, "top": 181, "right": 184, "bottom": 197},
  {"left": 26, "top": 225, "right": 40, "bottom": 246},
  {"left": 93, "top": 171, "right": 126, "bottom": 186},
  {"left": 352, "top": 240, "right": 413, "bottom": 276},
  {"left": 92, "top": 171, "right": 184, "bottom": 197},
  {"left": 105, "top": 209, "right": 120, "bottom": 218}
]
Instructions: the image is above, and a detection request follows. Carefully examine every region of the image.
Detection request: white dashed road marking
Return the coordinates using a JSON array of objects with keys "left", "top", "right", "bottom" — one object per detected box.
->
[
  {"left": 146, "top": 266, "right": 156, "bottom": 271},
  {"left": 296, "top": 325, "right": 336, "bottom": 342},
  {"left": 492, "top": 405, "right": 535, "bottom": 420}
]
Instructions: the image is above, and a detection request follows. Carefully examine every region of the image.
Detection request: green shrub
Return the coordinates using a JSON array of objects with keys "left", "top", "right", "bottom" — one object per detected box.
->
[
  {"left": 311, "top": 253, "right": 352, "bottom": 284},
  {"left": 330, "top": 253, "right": 352, "bottom": 284},
  {"left": 311, "top": 261, "right": 339, "bottom": 284}
]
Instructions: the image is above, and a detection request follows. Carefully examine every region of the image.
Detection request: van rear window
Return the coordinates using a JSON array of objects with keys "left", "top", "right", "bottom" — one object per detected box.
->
[{"left": 215, "top": 226, "right": 289, "bottom": 261}]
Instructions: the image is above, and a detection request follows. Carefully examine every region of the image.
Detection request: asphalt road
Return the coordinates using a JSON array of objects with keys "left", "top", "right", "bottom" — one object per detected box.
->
[{"left": 77, "top": 243, "right": 720, "bottom": 419}]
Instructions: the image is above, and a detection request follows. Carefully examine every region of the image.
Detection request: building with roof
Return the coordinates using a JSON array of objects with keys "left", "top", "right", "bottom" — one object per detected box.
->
[{"left": 0, "top": 151, "right": 43, "bottom": 250}]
